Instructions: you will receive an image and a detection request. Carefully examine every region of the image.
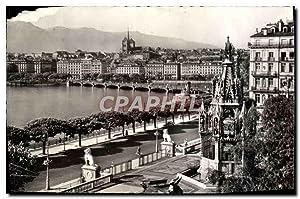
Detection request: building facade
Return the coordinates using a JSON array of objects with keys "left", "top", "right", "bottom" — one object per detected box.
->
[
  {"left": 163, "top": 62, "right": 181, "bottom": 80},
  {"left": 57, "top": 59, "right": 105, "bottom": 79},
  {"left": 7, "top": 59, "right": 56, "bottom": 74},
  {"left": 116, "top": 62, "right": 145, "bottom": 75},
  {"left": 145, "top": 62, "right": 164, "bottom": 79},
  {"left": 181, "top": 61, "right": 223, "bottom": 77},
  {"left": 248, "top": 19, "right": 294, "bottom": 110}
]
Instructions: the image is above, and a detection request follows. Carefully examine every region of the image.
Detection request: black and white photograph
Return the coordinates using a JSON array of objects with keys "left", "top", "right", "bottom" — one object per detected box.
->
[{"left": 5, "top": 6, "right": 295, "bottom": 195}]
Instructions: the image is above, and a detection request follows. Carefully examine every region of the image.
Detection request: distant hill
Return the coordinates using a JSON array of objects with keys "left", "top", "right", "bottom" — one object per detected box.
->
[{"left": 7, "top": 21, "right": 217, "bottom": 53}]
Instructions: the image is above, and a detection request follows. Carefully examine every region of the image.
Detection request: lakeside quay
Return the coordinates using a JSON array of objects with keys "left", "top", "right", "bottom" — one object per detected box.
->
[{"left": 24, "top": 115, "right": 200, "bottom": 192}]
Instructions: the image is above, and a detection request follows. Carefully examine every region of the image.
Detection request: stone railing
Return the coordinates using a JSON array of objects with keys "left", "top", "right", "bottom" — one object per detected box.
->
[
  {"left": 61, "top": 173, "right": 112, "bottom": 193},
  {"left": 175, "top": 138, "right": 201, "bottom": 155},
  {"left": 102, "top": 149, "right": 167, "bottom": 176},
  {"left": 59, "top": 150, "right": 168, "bottom": 193}
]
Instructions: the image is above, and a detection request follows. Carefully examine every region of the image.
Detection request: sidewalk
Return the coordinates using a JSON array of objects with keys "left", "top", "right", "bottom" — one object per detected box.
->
[{"left": 30, "top": 114, "right": 198, "bottom": 157}]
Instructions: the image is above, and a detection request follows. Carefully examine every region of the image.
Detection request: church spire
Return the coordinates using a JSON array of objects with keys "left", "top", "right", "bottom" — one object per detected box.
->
[{"left": 127, "top": 27, "right": 130, "bottom": 40}]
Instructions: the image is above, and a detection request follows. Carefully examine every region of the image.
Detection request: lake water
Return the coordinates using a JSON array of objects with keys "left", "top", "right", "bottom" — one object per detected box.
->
[{"left": 7, "top": 86, "right": 174, "bottom": 127}]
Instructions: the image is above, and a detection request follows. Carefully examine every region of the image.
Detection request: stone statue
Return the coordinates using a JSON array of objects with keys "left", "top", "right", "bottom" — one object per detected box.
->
[
  {"left": 163, "top": 129, "right": 172, "bottom": 143},
  {"left": 168, "top": 175, "right": 183, "bottom": 195},
  {"left": 84, "top": 148, "right": 95, "bottom": 166}
]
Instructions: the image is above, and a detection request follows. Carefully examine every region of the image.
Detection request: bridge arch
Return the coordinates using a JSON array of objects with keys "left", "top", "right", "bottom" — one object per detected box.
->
[
  {"left": 72, "top": 82, "right": 82, "bottom": 86},
  {"left": 151, "top": 87, "right": 167, "bottom": 93},
  {"left": 82, "top": 82, "right": 93, "bottom": 87},
  {"left": 119, "top": 85, "right": 133, "bottom": 90},
  {"left": 94, "top": 83, "right": 105, "bottom": 88},
  {"left": 106, "top": 84, "right": 118, "bottom": 89}
]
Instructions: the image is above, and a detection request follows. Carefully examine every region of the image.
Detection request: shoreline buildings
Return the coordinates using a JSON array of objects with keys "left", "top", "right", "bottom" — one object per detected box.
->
[{"left": 7, "top": 31, "right": 246, "bottom": 81}]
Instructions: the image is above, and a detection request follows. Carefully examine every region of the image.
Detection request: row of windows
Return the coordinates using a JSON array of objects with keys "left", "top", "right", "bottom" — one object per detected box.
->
[
  {"left": 254, "top": 38, "right": 294, "bottom": 46},
  {"left": 254, "top": 62, "right": 294, "bottom": 73},
  {"left": 254, "top": 51, "right": 294, "bottom": 59},
  {"left": 254, "top": 78, "right": 294, "bottom": 89},
  {"left": 182, "top": 71, "right": 222, "bottom": 74},
  {"left": 255, "top": 78, "right": 274, "bottom": 87}
]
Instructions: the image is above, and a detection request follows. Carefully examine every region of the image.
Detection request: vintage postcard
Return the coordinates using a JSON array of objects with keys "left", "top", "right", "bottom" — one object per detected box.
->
[{"left": 6, "top": 6, "right": 295, "bottom": 194}]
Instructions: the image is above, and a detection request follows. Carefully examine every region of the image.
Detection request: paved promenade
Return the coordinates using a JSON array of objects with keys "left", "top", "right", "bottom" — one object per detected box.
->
[
  {"left": 25, "top": 114, "right": 200, "bottom": 191},
  {"left": 30, "top": 114, "right": 198, "bottom": 156}
]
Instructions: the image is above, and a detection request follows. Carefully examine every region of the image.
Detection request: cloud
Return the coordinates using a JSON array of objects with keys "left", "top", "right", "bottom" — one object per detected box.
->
[{"left": 9, "top": 7, "right": 61, "bottom": 22}]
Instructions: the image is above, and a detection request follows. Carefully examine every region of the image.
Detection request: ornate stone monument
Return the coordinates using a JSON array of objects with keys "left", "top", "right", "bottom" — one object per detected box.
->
[
  {"left": 81, "top": 148, "right": 101, "bottom": 182},
  {"left": 161, "top": 129, "right": 175, "bottom": 157}
]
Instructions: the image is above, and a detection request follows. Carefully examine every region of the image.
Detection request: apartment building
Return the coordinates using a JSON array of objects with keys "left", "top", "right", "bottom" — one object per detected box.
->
[
  {"left": 181, "top": 61, "right": 223, "bottom": 77},
  {"left": 145, "top": 62, "right": 164, "bottom": 78},
  {"left": 248, "top": 19, "right": 294, "bottom": 110},
  {"left": 57, "top": 59, "right": 105, "bottom": 79},
  {"left": 115, "top": 62, "right": 145, "bottom": 75},
  {"left": 163, "top": 62, "right": 181, "bottom": 80}
]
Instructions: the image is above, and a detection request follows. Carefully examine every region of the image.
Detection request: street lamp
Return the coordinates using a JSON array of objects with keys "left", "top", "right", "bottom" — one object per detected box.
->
[
  {"left": 63, "top": 132, "right": 66, "bottom": 151},
  {"left": 154, "top": 128, "right": 160, "bottom": 153},
  {"left": 43, "top": 133, "right": 51, "bottom": 191}
]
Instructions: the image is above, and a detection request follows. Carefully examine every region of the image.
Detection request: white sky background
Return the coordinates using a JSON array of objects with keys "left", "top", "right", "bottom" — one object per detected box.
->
[{"left": 9, "top": 7, "right": 293, "bottom": 48}]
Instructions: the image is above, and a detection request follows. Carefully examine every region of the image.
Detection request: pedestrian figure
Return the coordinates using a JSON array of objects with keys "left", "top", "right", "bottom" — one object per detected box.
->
[
  {"left": 125, "top": 130, "right": 128, "bottom": 136},
  {"left": 136, "top": 146, "right": 141, "bottom": 156}
]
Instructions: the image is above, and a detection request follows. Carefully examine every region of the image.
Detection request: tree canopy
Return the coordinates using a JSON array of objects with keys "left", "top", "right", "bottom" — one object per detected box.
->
[{"left": 221, "top": 96, "right": 295, "bottom": 193}]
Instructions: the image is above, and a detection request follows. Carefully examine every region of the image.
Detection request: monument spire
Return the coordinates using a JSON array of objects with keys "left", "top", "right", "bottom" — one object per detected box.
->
[{"left": 127, "top": 27, "right": 130, "bottom": 39}]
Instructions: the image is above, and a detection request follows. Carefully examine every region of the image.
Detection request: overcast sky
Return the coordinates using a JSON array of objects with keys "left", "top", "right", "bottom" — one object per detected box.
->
[{"left": 9, "top": 6, "right": 293, "bottom": 48}]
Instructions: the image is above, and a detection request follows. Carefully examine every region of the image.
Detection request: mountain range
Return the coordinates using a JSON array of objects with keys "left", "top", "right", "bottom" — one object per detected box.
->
[{"left": 7, "top": 21, "right": 217, "bottom": 53}]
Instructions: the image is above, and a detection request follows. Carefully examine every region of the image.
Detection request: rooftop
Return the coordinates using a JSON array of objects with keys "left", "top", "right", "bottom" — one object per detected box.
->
[{"left": 250, "top": 19, "right": 294, "bottom": 38}]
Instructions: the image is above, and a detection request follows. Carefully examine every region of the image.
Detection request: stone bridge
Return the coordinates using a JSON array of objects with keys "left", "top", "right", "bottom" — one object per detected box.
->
[{"left": 67, "top": 80, "right": 212, "bottom": 94}]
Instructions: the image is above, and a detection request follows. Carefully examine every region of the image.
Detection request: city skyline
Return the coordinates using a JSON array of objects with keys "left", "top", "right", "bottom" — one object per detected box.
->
[
  {"left": 6, "top": 6, "right": 295, "bottom": 195},
  {"left": 9, "top": 6, "right": 293, "bottom": 48}
]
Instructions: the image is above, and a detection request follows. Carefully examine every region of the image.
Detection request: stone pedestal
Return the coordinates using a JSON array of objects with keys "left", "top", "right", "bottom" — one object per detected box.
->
[
  {"left": 81, "top": 164, "right": 101, "bottom": 182},
  {"left": 161, "top": 141, "right": 175, "bottom": 157}
]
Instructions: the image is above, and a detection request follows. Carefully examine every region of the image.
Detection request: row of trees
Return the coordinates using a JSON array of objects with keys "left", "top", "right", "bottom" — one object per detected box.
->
[
  {"left": 7, "top": 72, "right": 72, "bottom": 84},
  {"left": 220, "top": 95, "right": 294, "bottom": 192},
  {"left": 181, "top": 74, "right": 215, "bottom": 81}
]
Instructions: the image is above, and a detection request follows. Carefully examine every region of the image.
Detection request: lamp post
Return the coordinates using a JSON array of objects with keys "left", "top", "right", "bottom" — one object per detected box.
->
[
  {"left": 63, "top": 132, "right": 66, "bottom": 151},
  {"left": 43, "top": 133, "right": 51, "bottom": 191},
  {"left": 154, "top": 129, "right": 160, "bottom": 153}
]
